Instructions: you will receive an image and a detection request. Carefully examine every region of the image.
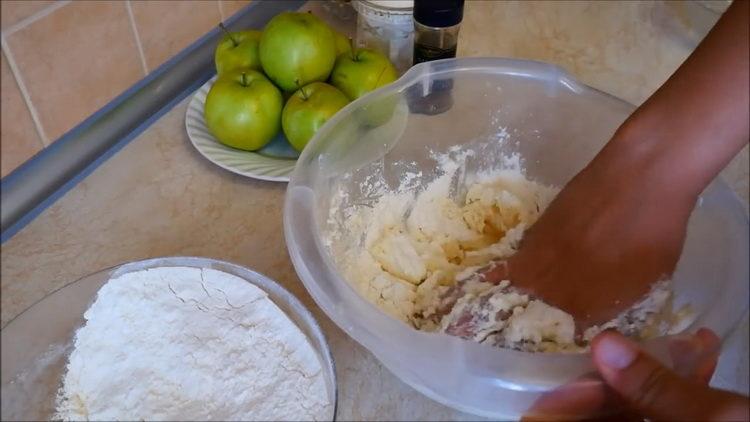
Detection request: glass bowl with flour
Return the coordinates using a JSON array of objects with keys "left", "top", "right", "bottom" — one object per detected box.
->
[
  {"left": 0, "top": 257, "right": 336, "bottom": 421},
  {"left": 284, "top": 57, "right": 749, "bottom": 418}
]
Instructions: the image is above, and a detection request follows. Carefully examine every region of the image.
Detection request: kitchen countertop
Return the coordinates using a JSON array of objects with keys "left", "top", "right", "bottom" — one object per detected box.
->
[{"left": 1, "top": 1, "right": 747, "bottom": 420}]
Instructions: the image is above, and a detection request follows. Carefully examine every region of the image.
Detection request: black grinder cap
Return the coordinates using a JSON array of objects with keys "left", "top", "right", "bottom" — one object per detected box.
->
[{"left": 413, "top": 0, "right": 465, "bottom": 28}]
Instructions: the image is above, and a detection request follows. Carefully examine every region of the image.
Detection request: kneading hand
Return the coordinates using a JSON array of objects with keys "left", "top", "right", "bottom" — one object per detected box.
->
[
  {"left": 479, "top": 149, "right": 694, "bottom": 330},
  {"left": 477, "top": 0, "right": 749, "bottom": 331}
]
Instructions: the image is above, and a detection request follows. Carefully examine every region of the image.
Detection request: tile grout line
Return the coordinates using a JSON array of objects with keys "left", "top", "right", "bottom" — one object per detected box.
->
[
  {"left": 0, "top": 0, "right": 71, "bottom": 38},
  {"left": 125, "top": 0, "right": 149, "bottom": 76},
  {"left": 218, "top": 1, "right": 226, "bottom": 21},
  {"left": 1, "top": 35, "right": 49, "bottom": 147}
]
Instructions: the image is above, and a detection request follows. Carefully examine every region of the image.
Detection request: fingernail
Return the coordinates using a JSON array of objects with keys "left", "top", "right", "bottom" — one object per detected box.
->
[{"left": 596, "top": 334, "right": 639, "bottom": 370}]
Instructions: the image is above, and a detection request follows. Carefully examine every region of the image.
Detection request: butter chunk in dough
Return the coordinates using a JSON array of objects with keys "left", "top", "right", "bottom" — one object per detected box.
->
[{"left": 371, "top": 231, "right": 427, "bottom": 284}]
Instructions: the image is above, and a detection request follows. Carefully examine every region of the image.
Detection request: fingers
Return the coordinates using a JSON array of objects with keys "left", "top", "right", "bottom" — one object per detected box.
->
[
  {"left": 592, "top": 330, "right": 697, "bottom": 419},
  {"left": 693, "top": 327, "right": 721, "bottom": 383},
  {"left": 669, "top": 327, "right": 720, "bottom": 383},
  {"left": 478, "top": 260, "right": 509, "bottom": 285},
  {"left": 521, "top": 374, "right": 613, "bottom": 421},
  {"left": 524, "top": 329, "right": 745, "bottom": 421},
  {"left": 592, "top": 330, "right": 750, "bottom": 421}
]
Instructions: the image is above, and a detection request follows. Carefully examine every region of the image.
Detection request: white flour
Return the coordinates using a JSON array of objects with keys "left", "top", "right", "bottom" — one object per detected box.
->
[{"left": 54, "top": 267, "right": 332, "bottom": 421}]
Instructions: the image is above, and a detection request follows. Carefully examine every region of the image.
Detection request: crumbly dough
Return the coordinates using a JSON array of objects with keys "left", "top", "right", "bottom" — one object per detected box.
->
[{"left": 327, "top": 155, "right": 689, "bottom": 352}]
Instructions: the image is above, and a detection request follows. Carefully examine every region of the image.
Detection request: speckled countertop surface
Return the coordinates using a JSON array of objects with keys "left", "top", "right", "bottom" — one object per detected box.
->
[{"left": 1, "top": 1, "right": 747, "bottom": 420}]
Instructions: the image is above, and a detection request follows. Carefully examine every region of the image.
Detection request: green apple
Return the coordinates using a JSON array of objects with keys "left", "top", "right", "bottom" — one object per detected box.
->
[
  {"left": 357, "top": 95, "right": 398, "bottom": 128},
  {"left": 259, "top": 12, "right": 336, "bottom": 91},
  {"left": 332, "top": 29, "right": 352, "bottom": 57},
  {"left": 282, "top": 82, "right": 349, "bottom": 152},
  {"left": 204, "top": 70, "right": 283, "bottom": 151},
  {"left": 330, "top": 48, "right": 398, "bottom": 100},
  {"left": 214, "top": 24, "right": 262, "bottom": 75}
]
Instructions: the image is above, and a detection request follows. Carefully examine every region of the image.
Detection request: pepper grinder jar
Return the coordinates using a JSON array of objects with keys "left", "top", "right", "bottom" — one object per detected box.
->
[{"left": 413, "top": 0, "right": 465, "bottom": 65}]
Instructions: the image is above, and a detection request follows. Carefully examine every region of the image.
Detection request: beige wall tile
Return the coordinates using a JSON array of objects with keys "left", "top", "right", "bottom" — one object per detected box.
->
[
  {"left": 1, "top": 52, "right": 44, "bottom": 177},
  {"left": 5, "top": 1, "right": 144, "bottom": 142},
  {"left": 458, "top": 1, "right": 710, "bottom": 105},
  {"left": 130, "top": 0, "right": 221, "bottom": 71},
  {"left": 220, "top": 0, "right": 251, "bottom": 20},
  {"left": 0, "top": 0, "right": 55, "bottom": 31}
]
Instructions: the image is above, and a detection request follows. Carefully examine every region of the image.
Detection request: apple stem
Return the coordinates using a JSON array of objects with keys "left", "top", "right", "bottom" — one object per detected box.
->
[
  {"left": 296, "top": 79, "right": 309, "bottom": 100},
  {"left": 349, "top": 37, "right": 357, "bottom": 61},
  {"left": 218, "top": 23, "right": 238, "bottom": 47},
  {"left": 241, "top": 72, "right": 248, "bottom": 87}
]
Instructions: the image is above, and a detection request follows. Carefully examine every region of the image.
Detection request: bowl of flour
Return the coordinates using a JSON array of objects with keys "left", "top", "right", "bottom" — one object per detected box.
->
[{"left": 0, "top": 257, "right": 336, "bottom": 421}]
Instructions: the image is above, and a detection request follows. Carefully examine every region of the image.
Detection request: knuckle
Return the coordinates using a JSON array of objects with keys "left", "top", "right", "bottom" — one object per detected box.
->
[{"left": 631, "top": 365, "right": 672, "bottom": 410}]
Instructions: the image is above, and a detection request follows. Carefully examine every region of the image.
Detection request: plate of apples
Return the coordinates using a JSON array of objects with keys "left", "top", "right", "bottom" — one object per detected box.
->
[{"left": 186, "top": 12, "right": 398, "bottom": 182}]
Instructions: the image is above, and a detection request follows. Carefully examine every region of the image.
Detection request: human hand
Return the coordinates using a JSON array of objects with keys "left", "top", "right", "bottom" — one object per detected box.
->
[
  {"left": 475, "top": 0, "right": 749, "bottom": 332},
  {"left": 523, "top": 328, "right": 750, "bottom": 421},
  {"left": 478, "top": 144, "right": 697, "bottom": 330}
]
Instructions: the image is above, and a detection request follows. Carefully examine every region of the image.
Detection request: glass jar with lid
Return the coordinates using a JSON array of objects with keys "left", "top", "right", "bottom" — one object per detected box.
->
[{"left": 352, "top": 0, "right": 414, "bottom": 74}]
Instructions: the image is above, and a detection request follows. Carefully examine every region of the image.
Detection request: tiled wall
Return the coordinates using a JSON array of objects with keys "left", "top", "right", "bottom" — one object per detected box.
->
[{"left": 0, "top": 0, "right": 250, "bottom": 177}]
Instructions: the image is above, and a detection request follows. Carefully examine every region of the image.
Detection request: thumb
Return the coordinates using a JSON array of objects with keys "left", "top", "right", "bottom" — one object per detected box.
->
[{"left": 592, "top": 331, "right": 748, "bottom": 421}]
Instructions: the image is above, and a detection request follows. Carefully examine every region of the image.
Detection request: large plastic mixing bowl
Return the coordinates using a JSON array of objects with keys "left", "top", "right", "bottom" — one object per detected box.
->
[{"left": 284, "top": 58, "right": 749, "bottom": 419}]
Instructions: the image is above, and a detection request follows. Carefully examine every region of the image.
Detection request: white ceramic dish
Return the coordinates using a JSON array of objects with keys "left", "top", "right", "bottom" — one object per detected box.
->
[{"left": 185, "top": 76, "right": 298, "bottom": 182}]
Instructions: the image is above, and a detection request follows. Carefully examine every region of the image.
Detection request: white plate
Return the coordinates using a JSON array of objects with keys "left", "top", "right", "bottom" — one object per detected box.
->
[{"left": 185, "top": 76, "right": 298, "bottom": 182}]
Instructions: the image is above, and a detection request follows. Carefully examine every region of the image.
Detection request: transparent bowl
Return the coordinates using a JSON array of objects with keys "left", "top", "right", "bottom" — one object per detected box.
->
[
  {"left": 284, "top": 58, "right": 749, "bottom": 419},
  {"left": 1, "top": 257, "right": 337, "bottom": 421}
]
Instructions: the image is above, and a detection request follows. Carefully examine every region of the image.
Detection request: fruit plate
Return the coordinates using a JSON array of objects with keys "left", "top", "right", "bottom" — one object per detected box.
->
[{"left": 186, "top": 76, "right": 299, "bottom": 182}]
